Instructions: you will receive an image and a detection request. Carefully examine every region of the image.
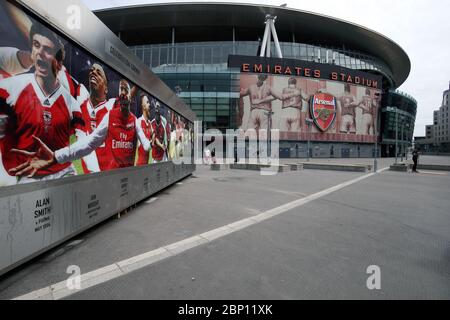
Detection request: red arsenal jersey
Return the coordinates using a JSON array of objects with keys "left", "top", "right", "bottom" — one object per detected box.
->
[
  {"left": 79, "top": 98, "right": 114, "bottom": 134},
  {"left": 99, "top": 107, "right": 138, "bottom": 171},
  {"left": 58, "top": 67, "right": 80, "bottom": 99},
  {"left": 165, "top": 119, "right": 171, "bottom": 151},
  {"left": 136, "top": 116, "right": 152, "bottom": 166},
  {"left": 79, "top": 97, "right": 114, "bottom": 173},
  {"left": 151, "top": 119, "right": 166, "bottom": 162},
  {"left": 0, "top": 74, "right": 83, "bottom": 177}
]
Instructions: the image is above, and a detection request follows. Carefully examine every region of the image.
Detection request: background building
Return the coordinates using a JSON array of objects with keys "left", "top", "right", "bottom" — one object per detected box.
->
[
  {"left": 416, "top": 83, "right": 450, "bottom": 153},
  {"left": 95, "top": 2, "right": 417, "bottom": 158}
]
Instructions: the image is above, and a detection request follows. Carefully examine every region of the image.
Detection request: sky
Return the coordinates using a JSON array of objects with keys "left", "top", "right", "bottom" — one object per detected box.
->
[{"left": 82, "top": 0, "right": 450, "bottom": 136}]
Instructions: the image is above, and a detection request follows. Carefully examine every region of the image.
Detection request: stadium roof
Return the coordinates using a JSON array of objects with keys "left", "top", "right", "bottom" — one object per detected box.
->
[{"left": 95, "top": 2, "right": 411, "bottom": 87}]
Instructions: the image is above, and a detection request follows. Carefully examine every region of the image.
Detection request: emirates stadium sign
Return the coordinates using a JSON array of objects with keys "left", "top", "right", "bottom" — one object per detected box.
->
[{"left": 228, "top": 55, "right": 383, "bottom": 90}]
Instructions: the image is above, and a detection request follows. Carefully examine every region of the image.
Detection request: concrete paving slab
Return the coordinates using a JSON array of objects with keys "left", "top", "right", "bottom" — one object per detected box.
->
[
  {"left": 66, "top": 170, "right": 450, "bottom": 300},
  {"left": 0, "top": 165, "right": 366, "bottom": 299}
]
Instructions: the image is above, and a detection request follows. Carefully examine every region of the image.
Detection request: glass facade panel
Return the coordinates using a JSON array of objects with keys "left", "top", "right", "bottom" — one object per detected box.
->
[
  {"left": 132, "top": 41, "right": 393, "bottom": 79},
  {"left": 132, "top": 40, "right": 396, "bottom": 132},
  {"left": 160, "top": 47, "right": 168, "bottom": 65},
  {"left": 186, "top": 47, "right": 194, "bottom": 64},
  {"left": 380, "top": 91, "right": 417, "bottom": 152},
  {"left": 194, "top": 46, "right": 203, "bottom": 64}
]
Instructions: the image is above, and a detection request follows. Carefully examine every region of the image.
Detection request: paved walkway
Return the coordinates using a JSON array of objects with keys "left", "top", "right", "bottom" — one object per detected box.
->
[
  {"left": 0, "top": 157, "right": 448, "bottom": 300},
  {"left": 69, "top": 169, "right": 450, "bottom": 300}
]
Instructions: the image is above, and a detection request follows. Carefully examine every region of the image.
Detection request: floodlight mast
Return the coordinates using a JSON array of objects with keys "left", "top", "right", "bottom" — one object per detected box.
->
[{"left": 259, "top": 15, "right": 283, "bottom": 58}]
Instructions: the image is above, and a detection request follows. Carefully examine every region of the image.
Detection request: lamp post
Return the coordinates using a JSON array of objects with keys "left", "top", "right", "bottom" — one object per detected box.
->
[
  {"left": 395, "top": 109, "right": 399, "bottom": 164},
  {"left": 264, "top": 111, "right": 274, "bottom": 160},
  {"left": 305, "top": 118, "right": 314, "bottom": 162},
  {"left": 401, "top": 118, "right": 404, "bottom": 163},
  {"left": 386, "top": 106, "right": 398, "bottom": 163},
  {"left": 374, "top": 115, "right": 378, "bottom": 173},
  {"left": 405, "top": 122, "right": 410, "bottom": 161}
]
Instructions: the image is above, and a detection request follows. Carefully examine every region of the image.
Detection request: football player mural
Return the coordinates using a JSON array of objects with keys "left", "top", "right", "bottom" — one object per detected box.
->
[
  {"left": 0, "top": 1, "right": 192, "bottom": 187},
  {"left": 238, "top": 74, "right": 381, "bottom": 142}
]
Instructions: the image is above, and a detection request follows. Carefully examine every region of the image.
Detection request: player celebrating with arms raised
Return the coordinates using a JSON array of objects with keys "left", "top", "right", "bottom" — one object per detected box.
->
[
  {"left": 76, "top": 63, "right": 116, "bottom": 173},
  {"left": 9, "top": 79, "right": 152, "bottom": 175},
  {"left": 0, "top": 24, "right": 84, "bottom": 183}
]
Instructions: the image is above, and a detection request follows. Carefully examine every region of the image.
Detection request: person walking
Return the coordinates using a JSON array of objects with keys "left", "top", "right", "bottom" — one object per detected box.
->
[{"left": 412, "top": 148, "right": 420, "bottom": 173}]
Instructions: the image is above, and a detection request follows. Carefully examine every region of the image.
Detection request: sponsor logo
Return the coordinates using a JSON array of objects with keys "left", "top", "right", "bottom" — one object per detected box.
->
[
  {"left": 112, "top": 140, "right": 134, "bottom": 149},
  {"left": 310, "top": 93, "right": 337, "bottom": 132}
]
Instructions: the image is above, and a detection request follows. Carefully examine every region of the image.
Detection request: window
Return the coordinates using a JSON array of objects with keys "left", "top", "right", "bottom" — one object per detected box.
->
[
  {"left": 176, "top": 46, "right": 186, "bottom": 65},
  {"left": 142, "top": 49, "right": 150, "bottom": 67},
  {"left": 186, "top": 47, "right": 194, "bottom": 64},
  {"left": 160, "top": 47, "right": 168, "bottom": 65},
  {"left": 203, "top": 47, "right": 212, "bottom": 65},
  {"left": 300, "top": 45, "right": 307, "bottom": 59},
  {"left": 151, "top": 47, "right": 159, "bottom": 68},
  {"left": 212, "top": 46, "right": 221, "bottom": 64}
]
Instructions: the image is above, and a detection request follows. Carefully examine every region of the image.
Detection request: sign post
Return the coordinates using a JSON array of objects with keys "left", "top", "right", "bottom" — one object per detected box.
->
[
  {"left": 390, "top": 107, "right": 399, "bottom": 164},
  {"left": 265, "top": 111, "right": 274, "bottom": 160},
  {"left": 374, "top": 118, "right": 378, "bottom": 173},
  {"left": 305, "top": 118, "right": 314, "bottom": 162}
]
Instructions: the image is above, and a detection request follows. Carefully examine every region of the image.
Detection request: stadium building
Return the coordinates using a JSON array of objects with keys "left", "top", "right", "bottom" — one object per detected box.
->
[{"left": 95, "top": 2, "right": 417, "bottom": 158}]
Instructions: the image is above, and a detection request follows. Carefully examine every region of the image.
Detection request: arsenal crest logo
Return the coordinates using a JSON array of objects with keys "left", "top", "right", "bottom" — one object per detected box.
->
[
  {"left": 43, "top": 111, "right": 52, "bottom": 130},
  {"left": 44, "top": 111, "right": 52, "bottom": 126},
  {"left": 310, "top": 93, "right": 337, "bottom": 132}
]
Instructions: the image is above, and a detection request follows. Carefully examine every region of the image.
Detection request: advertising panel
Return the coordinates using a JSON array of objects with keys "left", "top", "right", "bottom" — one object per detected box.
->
[
  {"left": 0, "top": 0, "right": 195, "bottom": 276},
  {"left": 230, "top": 55, "right": 382, "bottom": 143},
  {"left": 0, "top": 1, "right": 192, "bottom": 188}
]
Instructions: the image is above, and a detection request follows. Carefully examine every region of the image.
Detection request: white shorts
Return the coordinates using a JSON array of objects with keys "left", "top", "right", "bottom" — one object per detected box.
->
[
  {"left": 280, "top": 107, "right": 301, "bottom": 132},
  {"left": 340, "top": 114, "right": 356, "bottom": 133},
  {"left": 246, "top": 108, "right": 270, "bottom": 131},
  {"left": 362, "top": 113, "right": 374, "bottom": 134}
]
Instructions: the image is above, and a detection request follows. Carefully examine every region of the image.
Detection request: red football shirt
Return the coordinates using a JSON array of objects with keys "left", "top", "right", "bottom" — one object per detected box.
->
[
  {"left": 99, "top": 107, "right": 138, "bottom": 170},
  {"left": 151, "top": 119, "right": 166, "bottom": 162},
  {"left": 79, "top": 97, "right": 114, "bottom": 173},
  {"left": 136, "top": 116, "right": 152, "bottom": 166},
  {"left": 0, "top": 74, "right": 83, "bottom": 177}
]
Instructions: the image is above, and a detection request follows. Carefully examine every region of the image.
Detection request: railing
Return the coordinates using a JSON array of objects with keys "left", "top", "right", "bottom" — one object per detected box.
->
[
  {"left": 389, "top": 90, "right": 417, "bottom": 105},
  {"left": 131, "top": 41, "right": 394, "bottom": 80}
]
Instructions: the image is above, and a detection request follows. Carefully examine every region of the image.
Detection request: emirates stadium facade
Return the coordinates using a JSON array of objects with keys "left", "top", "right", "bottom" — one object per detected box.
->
[{"left": 95, "top": 2, "right": 417, "bottom": 158}]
